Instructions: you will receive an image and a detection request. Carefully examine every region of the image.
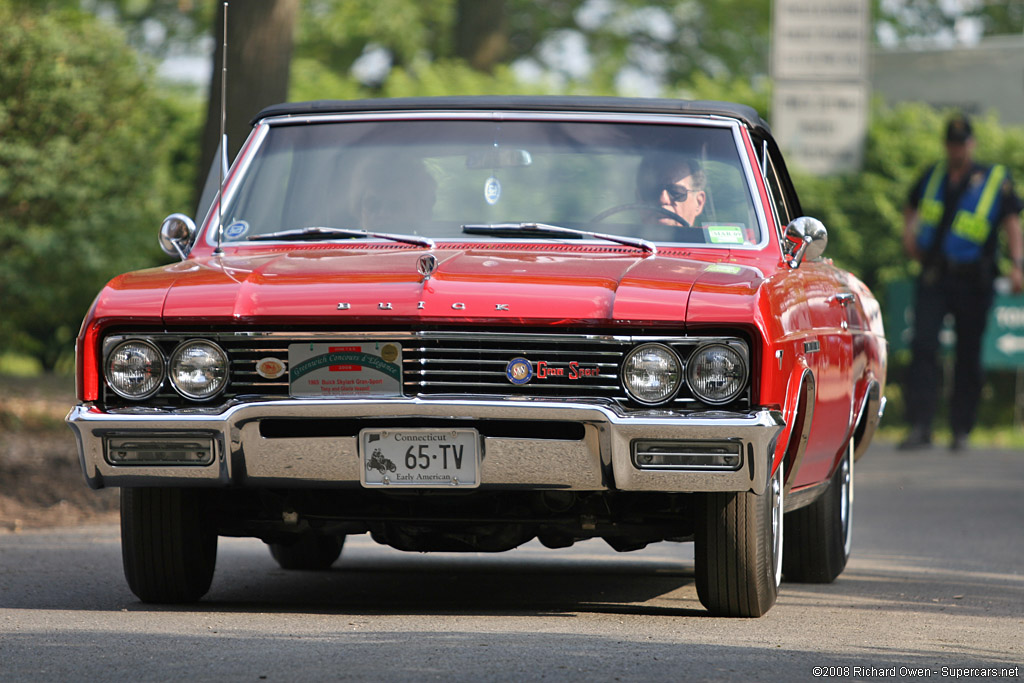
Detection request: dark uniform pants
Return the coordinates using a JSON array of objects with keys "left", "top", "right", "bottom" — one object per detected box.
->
[{"left": 905, "top": 269, "right": 994, "bottom": 437}]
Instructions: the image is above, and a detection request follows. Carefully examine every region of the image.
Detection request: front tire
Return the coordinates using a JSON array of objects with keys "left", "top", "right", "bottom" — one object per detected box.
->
[
  {"left": 121, "top": 488, "right": 218, "bottom": 603},
  {"left": 783, "top": 439, "right": 853, "bottom": 583},
  {"left": 695, "top": 465, "right": 783, "bottom": 617}
]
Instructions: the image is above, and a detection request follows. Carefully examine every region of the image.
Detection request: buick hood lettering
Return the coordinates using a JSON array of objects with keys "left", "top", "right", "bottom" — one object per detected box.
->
[{"left": 135, "top": 248, "right": 742, "bottom": 324}]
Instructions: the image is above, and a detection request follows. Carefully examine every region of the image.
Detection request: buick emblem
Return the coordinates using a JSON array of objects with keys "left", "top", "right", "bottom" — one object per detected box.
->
[
  {"left": 255, "top": 357, "right": 287, "bottom": 379},
  {"left": 506, "top": 357, "right": 533, "bottom": 385},
  {"left": 417, "top": 253, "right": 438, "bottom": 279}
]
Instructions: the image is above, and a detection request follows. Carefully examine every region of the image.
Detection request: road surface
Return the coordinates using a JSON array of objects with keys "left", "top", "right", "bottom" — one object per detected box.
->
[{"left": 1, "top": 443, "right": 1021, "bottom": 681}]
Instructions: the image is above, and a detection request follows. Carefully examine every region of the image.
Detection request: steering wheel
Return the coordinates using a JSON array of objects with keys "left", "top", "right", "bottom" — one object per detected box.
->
[{"left": 590, "top": 203, "right": 692, "bottom": 229}]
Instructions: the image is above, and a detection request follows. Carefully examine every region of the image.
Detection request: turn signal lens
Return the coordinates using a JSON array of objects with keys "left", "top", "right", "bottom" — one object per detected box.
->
[
  {"left": 621, "top": 343, "right": 682, "bottom": 405},
  {"left": 105, "top": 340, "right": 165, "bottom": 400}
]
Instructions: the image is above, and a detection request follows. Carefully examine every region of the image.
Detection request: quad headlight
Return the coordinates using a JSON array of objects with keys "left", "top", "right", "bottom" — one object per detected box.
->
[
  {"left": 686, "top": 343, "right": 747, "bottom": 405},
  {"left": 621, "top": 343, "right": 682, "bottom": 405},
  {"left": 105, "top": 339, "right": 165, "bottom": 400},
  {"left": 169, "top": 340, "right": 229, "bottom": 400}
]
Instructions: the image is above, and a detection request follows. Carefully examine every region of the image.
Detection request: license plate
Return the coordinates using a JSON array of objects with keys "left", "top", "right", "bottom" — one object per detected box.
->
[{"left": 359, "top": 429, "right": 480, "bottom": 489}]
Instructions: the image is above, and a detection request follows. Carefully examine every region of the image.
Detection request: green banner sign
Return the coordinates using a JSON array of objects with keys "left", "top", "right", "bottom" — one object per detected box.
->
[{"left": 885, "top": 278, "right": 1024, "bottom": 368}]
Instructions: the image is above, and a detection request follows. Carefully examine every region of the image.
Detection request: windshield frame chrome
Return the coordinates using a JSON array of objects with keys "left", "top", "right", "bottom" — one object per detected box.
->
[{"left": 201, "top": 109, "right": 770, "bottom": 252}]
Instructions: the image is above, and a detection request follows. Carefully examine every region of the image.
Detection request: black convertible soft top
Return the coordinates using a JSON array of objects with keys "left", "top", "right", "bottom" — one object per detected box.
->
[{"left": 253, "top": 95, "right": 772, "bottom": 138}]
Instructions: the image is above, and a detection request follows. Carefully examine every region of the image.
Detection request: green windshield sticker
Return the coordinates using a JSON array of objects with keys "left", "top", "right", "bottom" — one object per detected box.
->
[{"left": 706, "top": 225, "right": 746, "bottom": 244}]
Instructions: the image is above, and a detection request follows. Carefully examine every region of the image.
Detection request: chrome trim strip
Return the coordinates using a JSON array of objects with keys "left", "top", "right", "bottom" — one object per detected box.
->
[
  {"left": 219, "top": 110, "right": 768, "bottom": 251},
  {"left": 782, "top": 369, "right": 815, "bottom": 498},
  {"left": 202, "top": 123, "right": 268, "bottom": 247},
  {"left": 258, "top": 110, "right": 743, "bottom": 129},
  {"left": 852, "top": 380, "right": 884, "bottom": 462}
]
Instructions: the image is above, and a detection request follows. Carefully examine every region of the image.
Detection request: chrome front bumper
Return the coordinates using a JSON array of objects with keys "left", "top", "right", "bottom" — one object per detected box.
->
[{"left": 67, "top": 397, "right": 784, "bottom": 494}]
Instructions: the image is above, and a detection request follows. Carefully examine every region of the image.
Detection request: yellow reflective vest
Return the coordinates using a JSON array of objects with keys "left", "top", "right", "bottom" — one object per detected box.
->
[{"left": 917, "top": 162, "right": 1007, "bottom": 264}]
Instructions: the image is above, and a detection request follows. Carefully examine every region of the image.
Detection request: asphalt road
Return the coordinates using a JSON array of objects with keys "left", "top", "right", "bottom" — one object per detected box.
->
[{"left": 1, "top": 442, "right": 1021, "bottom": 682}]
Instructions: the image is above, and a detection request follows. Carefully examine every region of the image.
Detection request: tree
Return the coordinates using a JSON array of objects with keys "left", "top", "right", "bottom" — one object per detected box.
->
[
  {"left": 194, "top": 0, "right": 299, "bottom": 210},
  {"left": 0, "top": 5, "right": 193, "bottom": 369},
  {"left": 873, "top": 0, "right": 1024, "bottom": 45},
  {"left": 293, "top": 0, "right": 771, "bottom": 94}
]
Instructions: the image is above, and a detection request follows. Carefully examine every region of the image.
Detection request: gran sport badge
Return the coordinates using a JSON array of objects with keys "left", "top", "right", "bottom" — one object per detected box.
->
[{"left": 505, "top": 357, "right": 533, "bottom": 385}]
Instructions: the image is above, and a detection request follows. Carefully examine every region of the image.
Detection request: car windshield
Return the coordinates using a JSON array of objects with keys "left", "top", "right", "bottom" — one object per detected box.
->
[{"left": 213, "top": 117, "right": 762, "bottom": 247}]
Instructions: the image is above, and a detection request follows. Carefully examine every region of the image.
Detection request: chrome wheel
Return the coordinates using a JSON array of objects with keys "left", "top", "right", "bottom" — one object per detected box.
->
[
  {"left": 771, "top": 465, "right": 784, "bottom": 588},
  {"left": 839, "top": 441, "right": 853, "bottom": 557}
]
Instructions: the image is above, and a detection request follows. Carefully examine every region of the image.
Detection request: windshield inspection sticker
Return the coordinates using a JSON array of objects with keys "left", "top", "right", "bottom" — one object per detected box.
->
[
  {"left": 484, "top": 177, "right": 501, "bottom": 205},
  {"left": 706, "top": 225, "right": 746, "bottom": 244},
  {"left": 288, "top": 342, "right": 402, "bottom": 397},
  {"left": 706, "top": 263, "right": 743, "bottom": 275},
  {"left": 224, "top": 220, "right": 250, "bottom": 239}
]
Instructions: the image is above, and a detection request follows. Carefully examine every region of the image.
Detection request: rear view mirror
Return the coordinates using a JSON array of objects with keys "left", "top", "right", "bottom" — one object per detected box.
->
[{"left": 466, "top": 148, "right": 532, "bottom": 169}]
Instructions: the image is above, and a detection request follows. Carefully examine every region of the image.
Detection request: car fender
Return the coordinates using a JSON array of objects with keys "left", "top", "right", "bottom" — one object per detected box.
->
[{"left": 777, "top": 363, "right": 815, "bottom": 495}]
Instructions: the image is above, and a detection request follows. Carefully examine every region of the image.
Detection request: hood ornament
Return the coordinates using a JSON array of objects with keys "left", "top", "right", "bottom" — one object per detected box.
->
[{"left": 417, "top": 253, "right": 438, "bottom": 280}]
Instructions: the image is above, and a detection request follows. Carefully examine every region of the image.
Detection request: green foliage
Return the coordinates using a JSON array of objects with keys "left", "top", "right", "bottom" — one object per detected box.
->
[
  {"left": 0, "top": 5, "right": 200, "bottom": 369},
  {"left": 289, "top": 57, "right": 559, "bottom": 103},
  {"left": 873, "top": 0, "right": 1024, "bottom": 44},
  {"left": 794, "top": 100, "right": 1024, "bottom": 298},
  {"left": 674, "top": 73, "right": 771, "bottom": 119},
  {"left": 293, "top": 0, "right": 769, "bottom": 94},
  {"left": 298, "top": 0, "right": 455, "bottom": 77}
]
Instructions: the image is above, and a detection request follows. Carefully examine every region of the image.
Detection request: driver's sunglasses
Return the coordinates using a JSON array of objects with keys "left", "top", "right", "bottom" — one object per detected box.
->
[{"left": 653, "top": 183, "right": 692, "bottom": 203}]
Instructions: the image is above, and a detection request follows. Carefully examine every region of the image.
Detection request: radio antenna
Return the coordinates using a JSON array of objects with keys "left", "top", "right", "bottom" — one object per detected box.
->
[{"left": 215, "top": 1, "right": 228, "bottom": 254}]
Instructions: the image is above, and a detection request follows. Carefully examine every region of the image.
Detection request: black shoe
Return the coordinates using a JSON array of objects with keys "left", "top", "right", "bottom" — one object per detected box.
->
[
  {"left": 950, "top": 433, "right": 968, "bottom": 452},
  {"left": 899, "top": 427, "right": 932, "bottom": 451}
]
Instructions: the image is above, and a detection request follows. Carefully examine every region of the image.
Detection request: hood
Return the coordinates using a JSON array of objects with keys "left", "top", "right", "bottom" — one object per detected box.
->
[{"left": 97, "top": 246, "right": 759, "bottom": 327}]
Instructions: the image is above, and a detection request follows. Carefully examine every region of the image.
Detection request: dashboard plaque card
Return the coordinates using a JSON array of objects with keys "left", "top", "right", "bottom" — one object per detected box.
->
[
  {"left": 288, "top": 343, "right": 402, "bottom": 397},
  {"left": 360, "top": 428, "right": 480, "bottom": 488}
]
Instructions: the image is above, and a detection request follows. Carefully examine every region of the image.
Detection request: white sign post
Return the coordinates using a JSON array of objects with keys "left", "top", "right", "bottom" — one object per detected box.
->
[{"left": 771, "top": 0, "right": 870, "bottom": 175}]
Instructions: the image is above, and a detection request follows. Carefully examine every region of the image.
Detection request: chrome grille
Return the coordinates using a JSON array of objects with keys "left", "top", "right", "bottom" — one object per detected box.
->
[
  {"left": 100, "top": 331, "right": 750, "bottom": 409},
  {"left": 402, "top": 334, "right": 628, "bottom": 397}
]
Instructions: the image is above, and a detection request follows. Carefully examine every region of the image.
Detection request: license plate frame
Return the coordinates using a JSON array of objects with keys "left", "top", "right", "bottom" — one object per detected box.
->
[{"left": 359, "top": 428, "right": 480, "bottom": 489}]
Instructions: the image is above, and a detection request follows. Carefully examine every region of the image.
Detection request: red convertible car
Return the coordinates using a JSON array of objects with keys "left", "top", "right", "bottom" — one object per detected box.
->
[{"left": 67, "top": 97, "right": 886, "bottom": 617}]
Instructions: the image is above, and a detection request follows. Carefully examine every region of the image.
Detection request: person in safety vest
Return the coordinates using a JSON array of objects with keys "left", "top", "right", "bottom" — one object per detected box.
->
[{"left": 900, "top": 113, "right": 1024, "bottom": 451}]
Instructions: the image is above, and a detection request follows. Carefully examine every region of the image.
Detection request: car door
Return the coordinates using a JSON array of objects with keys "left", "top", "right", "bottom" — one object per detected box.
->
[{"left": 759, "top": 142, "right": 855, "bottom": 488}]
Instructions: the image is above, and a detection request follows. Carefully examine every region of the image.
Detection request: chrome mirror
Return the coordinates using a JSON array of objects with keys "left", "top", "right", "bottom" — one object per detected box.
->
[
  {"left": 784, "top": 217, "right": 828, "bottom": 269},
  {"left": 159, "top": 213, "right": 197, "bottom": 260}
]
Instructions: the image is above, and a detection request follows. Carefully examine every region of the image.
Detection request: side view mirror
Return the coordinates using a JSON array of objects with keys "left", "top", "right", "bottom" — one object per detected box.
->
[
  {"left": 159, "top": 213, "right": 198, "bottom": 260},
  {"left": 784, "top": 216, "right": 828, "bottom": 269}
]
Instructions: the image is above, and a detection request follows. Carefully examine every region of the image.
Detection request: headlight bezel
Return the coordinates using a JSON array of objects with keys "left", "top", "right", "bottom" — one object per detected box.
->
[
  {"left": 104, "top": 339, "right": 167, "bottom": 401},
  {"left": 686, "top": 341, "right": 749, "bottom": 406},
  {"left": 168, "top": 339, "right": 230, "bottom": 401},
  {"left": 620, "top": 342, "right": 684, "bottom": 406}
]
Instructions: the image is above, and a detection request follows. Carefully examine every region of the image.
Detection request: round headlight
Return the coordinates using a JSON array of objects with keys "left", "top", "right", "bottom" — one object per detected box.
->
[
  {"left": 106, "top": 340, "right": 165, "bottom": 400},
  {"left": 621, "top": 343, "right": 682, "bottom": 405},
  {"left": 686, "top": 343, "right": 747, "bottom": 405},
  {"left": 169, "top": 340, "right": 228, "bottom": 400}
]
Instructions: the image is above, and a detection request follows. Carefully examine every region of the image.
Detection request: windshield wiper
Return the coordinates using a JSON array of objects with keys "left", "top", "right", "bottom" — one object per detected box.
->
[
  {"left": 248, "top": 226, "right": 435, "bottom": 248},
  {"left": 461, "top": 222, "right": 656, "bottom": 254}
]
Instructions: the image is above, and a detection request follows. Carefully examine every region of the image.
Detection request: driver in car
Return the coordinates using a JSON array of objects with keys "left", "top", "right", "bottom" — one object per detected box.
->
[{"left": 636, "top": 154, "right": 707, "bottom": 229}]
